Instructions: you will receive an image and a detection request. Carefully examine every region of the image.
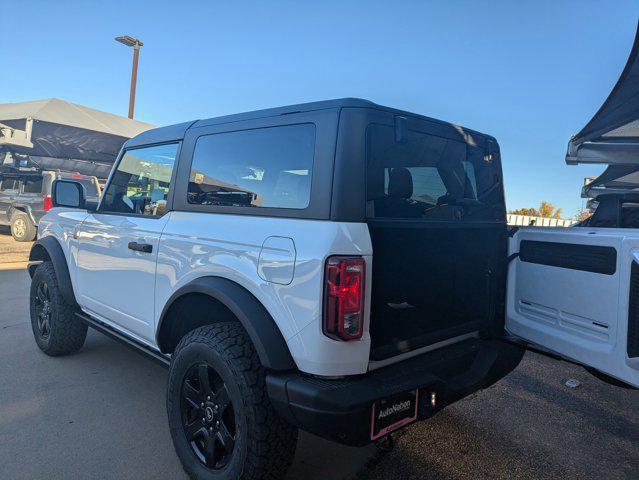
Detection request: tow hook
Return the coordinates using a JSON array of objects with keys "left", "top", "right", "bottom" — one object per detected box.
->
[{"left": 374, "top": 435, "right": 395, "bottom": 452}]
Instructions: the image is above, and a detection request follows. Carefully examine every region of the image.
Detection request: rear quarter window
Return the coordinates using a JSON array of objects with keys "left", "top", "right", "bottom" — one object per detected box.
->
[
  {"left": 22, "top": 177, "right": 44, "bottom": 194},
  {"left": 187, "top": 124, "right": 316, "bottom": 209}
]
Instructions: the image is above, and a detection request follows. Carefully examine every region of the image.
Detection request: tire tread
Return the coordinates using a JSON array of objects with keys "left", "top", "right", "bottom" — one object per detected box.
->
[
  {"left": 169, "top": 323, "right": 297, "bottom": 480},
  {"left": 11, "top": 212, "right": 36, "bottom": 242},
  {"left": 30, "top": 262, "right": 87, "bottom": 356}
]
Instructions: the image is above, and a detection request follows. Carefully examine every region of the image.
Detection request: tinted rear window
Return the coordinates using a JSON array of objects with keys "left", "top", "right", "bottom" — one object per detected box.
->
[
  {"left": 188, "top": 124, "right": 315, "bottom": 209},
  {"left": 367, "top": 124, "right": 501, "bottom": 220},
  {"left": 22, "top": 177, "right": 44, "bottom": 193}
]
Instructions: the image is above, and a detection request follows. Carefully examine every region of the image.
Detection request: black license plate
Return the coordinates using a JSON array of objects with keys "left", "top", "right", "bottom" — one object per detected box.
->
[{"left": 370, "top": 389, "right": 418, "bottom": 440}]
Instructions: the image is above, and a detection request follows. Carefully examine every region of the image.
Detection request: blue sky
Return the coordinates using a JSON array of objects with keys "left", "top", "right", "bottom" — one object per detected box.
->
[{"left": 2, "top": 0, "right": 638, "bottom": 217}]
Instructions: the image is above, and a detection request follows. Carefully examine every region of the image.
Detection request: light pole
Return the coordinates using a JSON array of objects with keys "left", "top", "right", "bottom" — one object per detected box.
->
[{"left": 115, "top": 35, "right": 143, "bottom": 119}]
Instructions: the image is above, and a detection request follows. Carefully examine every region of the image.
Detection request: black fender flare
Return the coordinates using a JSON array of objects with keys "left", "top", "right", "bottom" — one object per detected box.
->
[
  {"left": 28, "top": 236, "right": 78, "bottom": 307},
  {"left": 8, "top": 204, "right": 36, "bottom": 224},
  {"left": 157, "top": 277, "right": 296, "bottom": 371}
]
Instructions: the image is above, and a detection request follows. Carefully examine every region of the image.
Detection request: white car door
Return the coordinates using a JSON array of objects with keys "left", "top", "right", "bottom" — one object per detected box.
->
[
  {"left": 506, "top": 226, "right": 639, "bottom": 388},
  {"left": 75, "top": 143, "right": 180, "bottom": 343},
  {"left": 506, "top": 25, "right": 639, "bottom": 388}
]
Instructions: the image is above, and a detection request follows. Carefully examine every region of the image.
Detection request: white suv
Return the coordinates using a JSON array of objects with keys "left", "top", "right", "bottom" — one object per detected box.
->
[{"left": 27, "top": 99, "right": 526, "bottom": 480}]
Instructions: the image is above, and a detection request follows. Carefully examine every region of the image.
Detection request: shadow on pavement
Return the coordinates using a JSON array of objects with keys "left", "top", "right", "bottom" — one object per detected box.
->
[{"left": 0, "top": 269, "right": 376, "bottom": 479}]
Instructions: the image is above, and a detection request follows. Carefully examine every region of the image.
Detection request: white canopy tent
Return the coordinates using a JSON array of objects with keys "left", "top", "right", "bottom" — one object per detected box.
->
[{"left": 0, "top": 98, "right": 155, "bottom": 177}]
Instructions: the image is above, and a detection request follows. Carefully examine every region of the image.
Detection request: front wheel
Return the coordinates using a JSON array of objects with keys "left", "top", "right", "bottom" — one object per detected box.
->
[
  {"left": 167, "top": 323, "right": 298, "bottom": 480},
  {"left": 29, "top": 262, "right": 87, "bottom": 355}
]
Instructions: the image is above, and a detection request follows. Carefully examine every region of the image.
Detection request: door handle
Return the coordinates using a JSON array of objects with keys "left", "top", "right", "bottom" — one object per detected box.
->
[{"left": 128, "top": 241, "right": 153, "bottom": 253}]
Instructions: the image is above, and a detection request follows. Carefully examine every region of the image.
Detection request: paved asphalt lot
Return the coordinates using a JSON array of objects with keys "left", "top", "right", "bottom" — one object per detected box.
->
[
  {"left": 0, "top": 227, "right": 32, "bottom": 264},
  {"left": 1, "top": 264, "right": 638, "bottom": 479},
  {"left": 359, "top": 355, "right": 639, "bottom": 480},
  {"left": 0, "top": 268, "right": 375, "bottom": 480}
]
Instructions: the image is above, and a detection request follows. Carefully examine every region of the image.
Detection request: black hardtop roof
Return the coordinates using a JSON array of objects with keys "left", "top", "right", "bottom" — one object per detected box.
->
[{"left": 125, "top": 98, "right": 493, "bottom": 148}]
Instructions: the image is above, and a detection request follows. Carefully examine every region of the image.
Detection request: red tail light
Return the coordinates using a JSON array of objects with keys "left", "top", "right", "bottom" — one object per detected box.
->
[
  {"left": 323, "top": 256, "right": 366, "bottom": 341},
  {"left": 43, "top": 195, "right": 52, "bottom": 212}
]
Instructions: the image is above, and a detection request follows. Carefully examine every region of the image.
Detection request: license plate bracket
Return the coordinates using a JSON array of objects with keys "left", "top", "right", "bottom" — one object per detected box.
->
[{"left": 370, "top": 389, "right": 419, "bottom": 440}]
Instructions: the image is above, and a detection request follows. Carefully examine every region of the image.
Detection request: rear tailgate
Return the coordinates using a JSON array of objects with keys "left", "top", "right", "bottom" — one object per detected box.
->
[{"left": 362, "top": 114, "right": 507, "bottom": 364}]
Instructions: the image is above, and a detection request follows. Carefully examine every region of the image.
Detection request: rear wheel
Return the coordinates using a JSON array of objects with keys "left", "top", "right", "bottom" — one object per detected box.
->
[
  {"left": 29, "top": 262, "right": 87, "bottom": 355},
  {"left": 167, "top": 323, "right": 298, "bottom": 480},
  {"left": 11, "top": 212, "right": 36, "bottom": 242}
]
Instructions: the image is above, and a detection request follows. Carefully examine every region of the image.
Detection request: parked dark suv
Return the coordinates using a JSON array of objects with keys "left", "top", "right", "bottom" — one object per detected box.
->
[{"left": 0, "top": 170, "right": 100, "bottom": 241}]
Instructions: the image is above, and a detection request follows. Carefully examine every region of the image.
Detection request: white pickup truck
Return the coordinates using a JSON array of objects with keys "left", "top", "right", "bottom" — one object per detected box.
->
[{"left": 25, "top": 26, "right": 639, "bottom": 480}]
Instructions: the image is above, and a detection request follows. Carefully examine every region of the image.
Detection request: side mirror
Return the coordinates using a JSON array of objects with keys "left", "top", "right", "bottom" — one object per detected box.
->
[{"left": 51, "top": 180, "right": 86, "bottom": 209}]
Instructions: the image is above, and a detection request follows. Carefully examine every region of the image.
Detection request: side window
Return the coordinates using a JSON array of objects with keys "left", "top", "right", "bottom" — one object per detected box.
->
[
  {"left": 100, "top": 143, "right": 179, "bottom": 216},
  {"left": 22, "top": 177, "right": 44, "bottom": 194},
  {"left": 0, "top": 178, "right": 19, "bottom": 192},
  {"left": 367, "top": 124, "right": 495, "bottom": 219},
  {"left": 187, "top": 124, "right": 316, "bottom": 209}
]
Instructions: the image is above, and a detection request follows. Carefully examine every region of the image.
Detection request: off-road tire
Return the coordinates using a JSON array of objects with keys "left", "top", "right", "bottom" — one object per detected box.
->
[
  {"left": 167, "top": 323, "right": 298, "bottom": 480},
  {"left": 29, "top": 261, "right": 87, "bottom": 355},
  {"left": 11, "top": 212, "right": 36, "bottom": 242}
]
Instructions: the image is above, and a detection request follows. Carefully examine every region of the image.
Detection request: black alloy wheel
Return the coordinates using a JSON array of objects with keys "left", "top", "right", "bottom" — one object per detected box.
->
[
  {"left": 33, "top": 281, "right": 52, "bottom": 339},
  {"left": 167, "top": 323, "right": 298, "bottom": 480},
  {"left": 29, "top": 262, "right": 87, "bottom": 356},
  {"left": 181, "top": 362, "right": 237, "bottom": 470}
]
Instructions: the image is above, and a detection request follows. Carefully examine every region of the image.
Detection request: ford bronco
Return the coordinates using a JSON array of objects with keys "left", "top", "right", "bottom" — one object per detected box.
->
[
  {"left": 26, "top": 84, "right": 639, "bottom": 480},
  {"left": 26, "top": 98, "right": 525, "bottom": 479}
]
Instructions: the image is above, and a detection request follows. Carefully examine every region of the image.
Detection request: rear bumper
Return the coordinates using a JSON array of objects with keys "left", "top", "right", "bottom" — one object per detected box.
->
[{"left": 266, "top": 338, "right": 524, "bottom": 446}]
